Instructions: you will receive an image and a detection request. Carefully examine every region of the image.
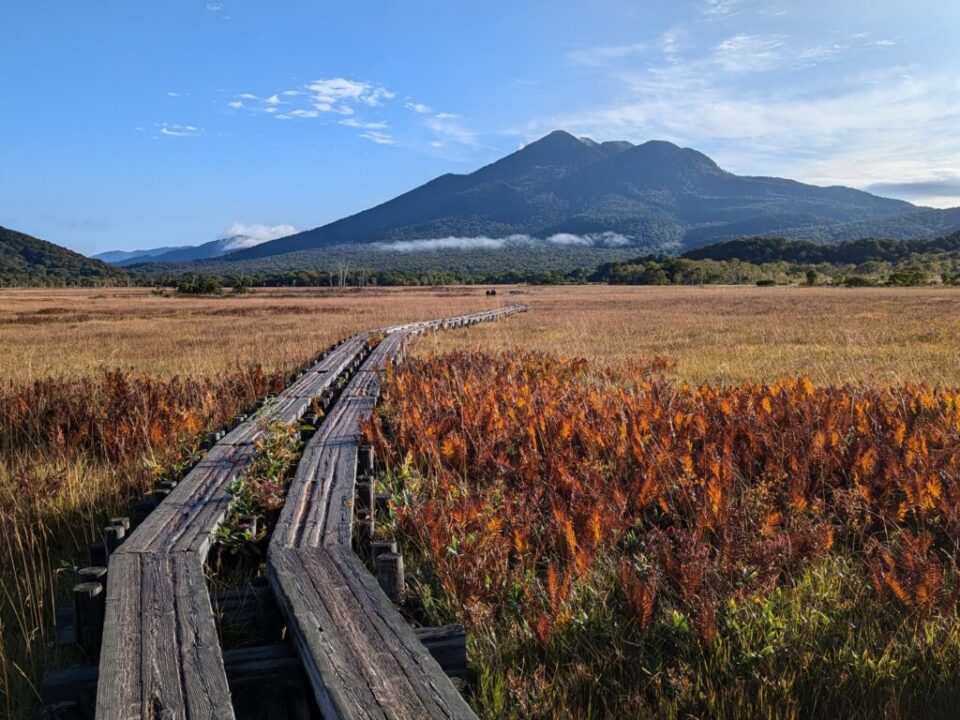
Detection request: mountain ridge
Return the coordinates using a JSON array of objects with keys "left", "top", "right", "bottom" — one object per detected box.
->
[
  {"left": 0, "top": 226, "right": 128, "bottom": 284},
  {"left": 97, "top": 231, "right": 292, "bottom": 266},
  {"left": 224, "top": 130, "right": 953, "bottom": 262}
]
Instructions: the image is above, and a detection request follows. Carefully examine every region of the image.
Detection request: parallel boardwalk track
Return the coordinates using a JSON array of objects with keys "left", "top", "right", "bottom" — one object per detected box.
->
[{"left": 93, "top": 304, "right": 527, "bottom": 720}]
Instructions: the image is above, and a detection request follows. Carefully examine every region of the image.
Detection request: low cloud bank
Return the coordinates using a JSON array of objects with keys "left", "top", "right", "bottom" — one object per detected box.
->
[
  {"left": 372, "top": 232, "right": 633, "bottom": 253},
  {"left": 219, "top": 222, "right": 298, "bottom": 249}
]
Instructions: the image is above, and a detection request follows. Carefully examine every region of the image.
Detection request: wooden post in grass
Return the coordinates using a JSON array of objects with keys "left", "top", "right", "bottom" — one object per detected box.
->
[
  {"left": 371, "top": 540, "right": 397, "bottom": 569},
  {"left": 105, "top": 524, "right": 125, "bottom": 553},
  {"left": 358, "top": 445, "right": 375, "bottom": 474},
  {"left": 415, "top": 625, "right": 468, "bottom": 679},
  {"left": 78, "top": 566, "right": 107, "bottom": 585},
  {"left": 356, "top": 510, "right": 374, "bottom": 546},
  {"left": 355, "top": 481, "right": 374, "bottom": 513},
  {"left": 74, "top": 582, "right": 105, "bottom": 657},
  {"left": 377, "top": 553, "right": 404, "bottom": 603}
]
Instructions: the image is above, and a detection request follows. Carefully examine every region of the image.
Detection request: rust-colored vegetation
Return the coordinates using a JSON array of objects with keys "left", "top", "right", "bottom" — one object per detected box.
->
[
  {"left": 369, "top": 351, "right": 960, "bottom": 718},
  {"left": 0, "top": 366, "right": 285, "bottom": 715}
]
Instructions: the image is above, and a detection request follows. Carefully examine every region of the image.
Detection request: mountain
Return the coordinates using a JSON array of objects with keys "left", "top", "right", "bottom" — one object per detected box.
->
[
  {"left": 94, "top": 246, "right": 190, "bottom": 265},
  {"left": 224, "top": 130, "right": 957, "bottom": 262},
  {"left": 0, "top": 225, "right": 128, "bottom": 285},
  {"left": 131, "top": 236, "right": 257, "bottom": 265},
  {"left": 100, "top": 228, "right": 296, "bottom": 267}
]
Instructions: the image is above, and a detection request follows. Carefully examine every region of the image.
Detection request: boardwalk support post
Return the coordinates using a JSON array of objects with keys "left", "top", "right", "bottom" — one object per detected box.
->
[
  {"left": 359, "top": 444, "right": 375, "bottom": 474},
  {"left": 355, "top": 481, "right": 374, "bottom": 513},
  {"left": 371, "top": 540, "right": 398, "bottom": 569},
  {"left": 377, "top": 552, "right": 405, "bottom": 603},
  {"left": 74, "top": 582, "right": 105, "bottom": 657}
]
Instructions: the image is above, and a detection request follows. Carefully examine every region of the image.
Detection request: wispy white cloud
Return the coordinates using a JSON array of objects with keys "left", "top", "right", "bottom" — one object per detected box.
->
[
  {"left": 205, "top": 2, "right": 223, "bottom": 12},
  {"left": 340, "top": 118, "right": 390, "bottom": 129},
  {"left": 219, "top": 221, "right": 297, "bottom": 248},
  {"left": 425, "top": 113, "right": 478, "bottom": 147},
  {"left": 231, "top": 77, "right": 395, "bottom": 120},
  {"left": 552, "top": 18, "right": 959, "bottom": 207},
  {"left": 359, "top": 130, "right": 395, "bottom": 145},
  {"left": 405, "top": 101, "right": 432, "bottom": 114},
  {"left": 372, "top": 232, "right": 635, "bottom": 253},
  {"left": 701, "top": 0, "right": 744, "bottom": 18},
  {"left": 714, "top": 34, "right": 786, "bottom": 72},
  {"left": 158, "top": 123, "right": 200, "bottom": 137},
  {"left": 305, "top": 77, "right": 394, "bottom": 111},
  {"left": 226, "top": 76, "right": 479, "bottom": 153},
  {"left": 541, "top": 62, "right": 960, "bottom": 206}
]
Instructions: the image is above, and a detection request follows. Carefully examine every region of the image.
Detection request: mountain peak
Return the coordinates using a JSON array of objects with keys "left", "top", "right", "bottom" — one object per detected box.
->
[
  {"left": 520, "top": 129, "right": 595, "bottom": 155},
  {"left": 223, "top": 131, "right": 931, "bottom": 262},
  {"left": 624, "top": 140, "right": 723, "bottom": 177}
]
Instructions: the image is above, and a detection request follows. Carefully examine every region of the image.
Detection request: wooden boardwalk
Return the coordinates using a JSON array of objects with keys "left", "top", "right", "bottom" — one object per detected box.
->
[{"left": 93, "top": 305, "right": 526, "bottom": 720}]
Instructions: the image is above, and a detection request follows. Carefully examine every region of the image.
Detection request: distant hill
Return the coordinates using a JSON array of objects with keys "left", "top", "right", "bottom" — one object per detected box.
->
[
  {"left": 126, "top": 236, "right": 257, "bottom": 265},
  {"left": 94, "top": 246, "right": 190, "bottom": 265},
  {"left": 0, "top": 226, "right": 128, "bottom": 285},
  {"left": 97, "top": 230, "right": 295, "bottom": 266},
  {"left": 683, "top": 231, "right": 960, "bottom": 265},
  {"left": 218, "top": 130, "right": 959, "bottom": 264}
]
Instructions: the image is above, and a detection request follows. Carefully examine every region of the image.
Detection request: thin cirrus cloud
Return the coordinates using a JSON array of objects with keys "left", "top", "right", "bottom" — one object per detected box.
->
[
  {"left": 227, "top": 76, "right": 477, "bottom": 151},
  {"left": 713, "top": 34, "right": 786, "bottom": 72},
  {"left": 358, "top": 131, "right": 396, "bottom": 146},
  {"left": 158, "top": 123, "right": 200, "bottom": 138},
  {"left": 701, "top": 0, "right": 744, "bottom": 18},
  {"left": 339, "top": 118, "right": 390, "bottom": 130},
  {"left": 553, "top": 17, "right": 958, "bottom": 207}
]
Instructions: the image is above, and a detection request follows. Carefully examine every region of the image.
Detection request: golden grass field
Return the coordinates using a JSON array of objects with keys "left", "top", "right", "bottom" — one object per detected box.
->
[
  {"left": 2, "top": 284, "right": 960, "bottom": 384},
  {"left": 2, "top": 283, "right": 960, "bottom": 716},
  {"left": 0, "top": 286, "right": 501, "bottom": 380},
  {"left": 421, "top": 285, "right": 960, "bottom": 386}
]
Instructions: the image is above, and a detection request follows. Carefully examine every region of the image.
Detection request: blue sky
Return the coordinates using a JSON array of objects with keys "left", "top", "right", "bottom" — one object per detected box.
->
[{"left": 1, "top": 0, "right": 958, "bottom": 255}]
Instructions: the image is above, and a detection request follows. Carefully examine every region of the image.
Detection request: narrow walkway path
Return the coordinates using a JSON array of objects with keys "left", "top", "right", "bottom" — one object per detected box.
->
[
  {"left": 269, "top": 306, "right": 525, "bottom": 720},
  {"left": 94, "top": 305, "right": 526, "bottom": 720}
]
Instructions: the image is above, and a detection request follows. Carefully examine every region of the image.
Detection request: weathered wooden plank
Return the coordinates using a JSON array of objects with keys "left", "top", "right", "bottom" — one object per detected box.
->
[
  {"left": 268, "top": 550, "right": 386, "bottom": 720},
  {"left": 330, "top": 549, "right": 471, "bottom": 717},
  {"left": 96, "top": 553, "right": 142, "bottom": 720},
  {"left": 175, "top": 555, "right": 234, "bottom": 720}
]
